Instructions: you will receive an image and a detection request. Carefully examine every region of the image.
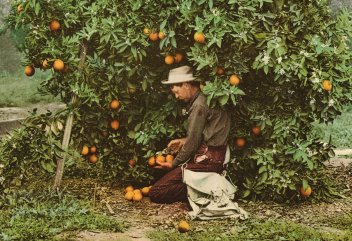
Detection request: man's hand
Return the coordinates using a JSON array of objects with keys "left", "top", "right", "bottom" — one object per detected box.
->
[
  {"left": 154, "top": 159, "right": 173, "bottom": 170},
  {"left": 167, "top": 138, "right": 186, "bottom": 153}
]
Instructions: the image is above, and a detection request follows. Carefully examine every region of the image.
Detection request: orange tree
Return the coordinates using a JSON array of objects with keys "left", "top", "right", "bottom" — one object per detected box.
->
[{"left": 1, "top": 0, "right": 351, "bottom": 202}]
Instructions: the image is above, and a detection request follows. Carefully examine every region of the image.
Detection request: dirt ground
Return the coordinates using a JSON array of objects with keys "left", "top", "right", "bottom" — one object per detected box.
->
[{"left": 56, "top": 162, "right": 352, "bottom": 241}]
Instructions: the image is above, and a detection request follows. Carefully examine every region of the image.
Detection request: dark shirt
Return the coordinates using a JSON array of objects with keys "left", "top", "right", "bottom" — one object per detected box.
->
[{"left": 173, "top": 91, "right": 231, "bottom": 167}]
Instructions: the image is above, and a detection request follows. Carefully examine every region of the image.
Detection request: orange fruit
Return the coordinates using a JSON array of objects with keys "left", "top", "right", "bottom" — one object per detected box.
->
[
  {"left": 235, "top": 138, "right": 246, "bottom": 148},
  {"left": 166, "top": 154, "right": 174, "bottom": 163},
  {"left": 24, "top": 66, "right": 35, "bottom": 76},
  {"left": 89, "top": 154, "right": 98, "bottom": 164},
  {"left": 149, "top": 32, "right": 159, "bottom": 41},
  {"left": 42, "top": 59, "right": 49, "bottom": 69},
  {"left": 194, "top": 32, "right": 205, "bottom": 43},
  {"left": 124, "top": 191, "right": 134, "bottom": 201},
  {"left": 133, "top": 192, "right": 143, "bottom": 202},
  {"left": 143, "top": 27, "right": 150, "bottom": 35},
  {"left": 165, "top": 55, "right": 175, "bottom": 65},
  {"left": 141, "top": 187, "right": 150, "bottom": 196},
  {"left": 124, "top": 185, "right": 134, "bottom": 193},
  {"left": 158, "top": 31, "right": 166, "bottom": 40},
  {"left": 110, "top": 99, "right": 120, "bottom": 110},
  {"left": 229, "top": 74, "right": 240, "bottom": 86},
  {"left": 81, "top": 145, "right": 89, "bottom": 156},
  {"left": 129, "top": 159, "right": 136, "bottom": 167},
  {"left": 110, "top": 119, "right": 120, "bottom": 130},
  {"left": 300, "top": 186, "right": 312, "bottom": 197},
  {"left": 50, "top": 20, "right": 61, "bottom": 31},
  {"left": 216, "top": 67, "right": 225, "bottom": 75},
  {"left": 252, "top": 126, "right": 261, "bottom": 136},
  {"left": 53, "top": 59, "right": 65, "bottom": 71},
  {"left": 133, "top": 189, "right": 142, "bottom": 195},
  {"left": 90, "top": 146, "right": 97, "bottom": 154},
  {"left": 148, "top": 156, "right": 156, "bottom": 167},
  {"left": 322, "top": 80, "right": 332, "bottom": 91},
  {"left": 174, "top": 53, "right": 184, "bottom": 63},
  {"left": 178, "top": 220, "right": 190, "bottom": 233},
  {"left": 156, "top": 155, "right": 166, "bottom": 163},
  {"left": 17, "top": 4, "right": 23, "bottom": 13}
]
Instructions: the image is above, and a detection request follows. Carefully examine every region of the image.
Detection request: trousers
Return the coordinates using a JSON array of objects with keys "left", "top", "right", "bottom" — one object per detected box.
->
[{"left": 149, "top": 144, "right": 227, "bottom": 204}]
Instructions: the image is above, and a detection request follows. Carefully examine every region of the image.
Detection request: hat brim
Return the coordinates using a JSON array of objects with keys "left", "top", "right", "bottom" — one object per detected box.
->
[{"left": 161, "top": 76, "right": 198, "bottom": 85}]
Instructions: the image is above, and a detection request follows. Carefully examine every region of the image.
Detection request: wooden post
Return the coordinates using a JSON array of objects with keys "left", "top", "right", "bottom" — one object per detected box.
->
[{"left": 53, "top": 43, "right": 87, "bottom": 189}]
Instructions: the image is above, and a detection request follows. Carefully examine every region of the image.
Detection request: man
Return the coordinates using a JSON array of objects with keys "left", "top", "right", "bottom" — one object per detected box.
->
[{"left": 149, "top": 65, "right": 231, "bottom": 204}]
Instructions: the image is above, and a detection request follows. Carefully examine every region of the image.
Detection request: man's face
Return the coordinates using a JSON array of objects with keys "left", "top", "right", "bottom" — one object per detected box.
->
[{"left": 170, "top": 83, "right": 190, "bottom": 102}]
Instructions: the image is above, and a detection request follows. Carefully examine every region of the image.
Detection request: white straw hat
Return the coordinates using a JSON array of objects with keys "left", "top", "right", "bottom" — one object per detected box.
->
[{"left": 161, "top": 65, "right": 199, "bottom": 85}]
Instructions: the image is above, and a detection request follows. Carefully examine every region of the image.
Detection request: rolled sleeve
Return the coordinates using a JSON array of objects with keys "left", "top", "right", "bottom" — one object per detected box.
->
[{"left": 173, "top": 104, "right": 207, "bottom": 167}]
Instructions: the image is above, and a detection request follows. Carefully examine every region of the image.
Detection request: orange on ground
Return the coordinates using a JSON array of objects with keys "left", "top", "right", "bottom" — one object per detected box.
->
[
  {"left": 300, "top": 186, "right": 312, "bottom": 197},
  {"left": 252, "top": 126, "right": 261, "bottom": 136},
  {"left": 143, "top": 27, "right": 150, "bottom": 35},
  {"left": 165, "top": 55, "right": 175, "bottom": 65},
  {"left": 110, "top": 119, "right": 120, "bottom": 130},
  {"left": 322, "top": 80, "right": 332, "bottom": 91},
  {"left": 229, "top": 74, "right": 240, "bottom": 86},
  {"left": 148, "top": 156, "right": 156, "bottom": 167},
  {"left": 166, "top": 154, "right": 174, "bottom": 163},
  {"left": 53, "top": 59, "right": 65, "bottom": 71},
  {"left": 133, "top": 189, "right": 142, "bottom": 195},
  {"left": 110, "top": 99, "right": 120, "bottom": 110},
  {"left": 149, "top": 32, "right": 159, "bottom": 41},
  {"left": 174, "top": 53, "right": 184, "bottom": 63},
  {"left": 156, "top": 155, "right": 166, "bottom": 163},
  {"left": 133, "top": 192, "right": 143, "bottom": 202},
  {"left": 90, "top": 146, "right": 97, "bottom": 154},
  {"left": 124, "top": 191, "right": 134, "bottom": 201},
  {"left": 178, "top": 220, "right": 190, "bottom": 233},
  {"left": 194, "top": 32, "right": 205, "bottom": 43},
  {"left": 129, "top": 159, "right": 136, "bottom": 167},
  {"left": 42, "top": 59, "right": 49, "bottom": 69},
  {"left": 141, "top": 187, "right": 150, "bottom": 196},
  {"left": 124, "top": 185, "right": 134, "bottom": 193},
  {"left": 236, "top": 138, "right": 246, "bottom": 148},
  {"left": 24, "top": 66, "right": 35, "bottom": 76},
  {"left": 17, "top": 4, "right": 23, "bottom": 13},
  {"left": 216, "top": 67, "right": 225, "bottom": 75},
  {"left": 81, "top": 145, "right": 89, "bottom": 156},
  {"left": 158, "top": 31, "right": 165, "bottom": 40},
  {"left": 89, "top": 154, "right": 98, "bottom": 164},
  {"left": 50, "top": 20, "right": 61, "bottom": 31}
]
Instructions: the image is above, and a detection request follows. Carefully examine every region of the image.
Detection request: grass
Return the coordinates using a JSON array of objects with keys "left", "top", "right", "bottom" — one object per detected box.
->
[
  {"left": 0, "top": 192, "right": 126, "bottom": 241},
  {"left": 312, "top": 106, "right": 352, "bottom": 149},
  {"left": 149, "top": 218, "right": 352, "bottom": 241}
]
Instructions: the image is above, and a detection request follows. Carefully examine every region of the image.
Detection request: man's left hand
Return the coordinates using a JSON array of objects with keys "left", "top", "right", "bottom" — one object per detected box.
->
[{"left": 154, "top": 160, "right": 173, "bottom": 170}]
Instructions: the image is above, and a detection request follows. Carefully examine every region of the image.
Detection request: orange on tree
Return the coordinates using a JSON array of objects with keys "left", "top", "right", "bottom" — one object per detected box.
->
[
  {"left": 90, "top": 146, "right": 97, "bottom": 154},
  {"left": 143, "top": 27, "right": 150, "bottom": 35},
  {"left": 158, "top": 31, "right": 166, "bottom": 40},
  {"left": 49, "top": 20, "right": 61, "bottom": 31},
  {"left": 252, "top": 126, "right": 261, "bottom": 136},
  {"left": 166, "top": 154, "right": 174, "bottom": 163},
  {"left": 129, "top": 159, "right": 136, "bottom": 167},
  {"left": 174, "top": 53, "right": 184, "bottom": 63},
  {"left": 17, "top": 4, "right": 23, "bottom": 13},
  {"left": 124, "top": 191, "right": 134, "bottom": 201},
  {"left": 110, "top": 99, "right": 120, "bottom": 110},
  {"left": 133, "top": 192, "right": 143, "bottom": 201},
  {"left": 124, "top": 185, "right": 134, "bottom": 193},
  {"left": 322, "top": 80, "right": 332, "bottom": 91},
  {"left": 149, "top": 32, "right": 159, "bottom": 41},
  {"left": 148, "top": 156, "right": 156, "bottom": 167},
  {"left": 194, "top": 32, "right": 205, "bottom": 43},
  {"left": 216, "top": 67, "right": 225, "bottom": 75},
  {"left": 229, "top": 74, "right": 240, "bottom": 86},
  {"left": 89, "top": 154, "right": 98, "bottom": 164},
  {"left": 300, "top": 185, "right": 312, "bottom": 197},
  {"left": 178, "top": 220, "right": 190, "bottom": 233},
  {"left": 156, "top": 155, "right": 166, "bottom": 163},
  {"left": 141, "top": 186, "right": 150, "bottom": 196},
  {"left": 235, "top": 137, "right": 246, "bottom": 148},
  {"left": 53, "top": 59, "right": 65, "bottom": 71},
  {"left": 81, "top": 145, "right": 89, "bottom": 156},
  {"left": 24, "top": 66, "right": 35, "bottom": 76},
  {"left": 165, "top": 55, "right": 175, "bottom": 65},
  {"left": 110, "top": 119, "right": 120, "bottom": 130},
  {"left": 42, "top": 59, "right": 49, "bottom": 69}
]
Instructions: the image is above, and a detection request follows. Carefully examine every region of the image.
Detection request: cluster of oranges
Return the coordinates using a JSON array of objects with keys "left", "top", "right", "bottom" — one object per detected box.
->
[
  {"left": 81, "top": 145, "right": 98, "bottom": 164},
  {"left": 147, "top": 153, "right": 174, "bottom": 167},
  {"left": 164, "top": 53, "right": 184, "bottom": 65},
  {"left": 143, "top": 27, "right": 165, "bottom": 41},
  {"left": 234, "top": 126, "right": 261, "bottom": 149},
  {"left": 109, "top": 99, "right": 120, "bottom": 131},
  {"left": 124, "top": 185, "right": 151, "bottom": 202}
]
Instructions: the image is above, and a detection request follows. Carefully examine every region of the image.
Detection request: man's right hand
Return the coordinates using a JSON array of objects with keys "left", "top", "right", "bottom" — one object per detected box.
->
[{"left": 167, "top": 138, "right": 186, "bottom": 153}]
